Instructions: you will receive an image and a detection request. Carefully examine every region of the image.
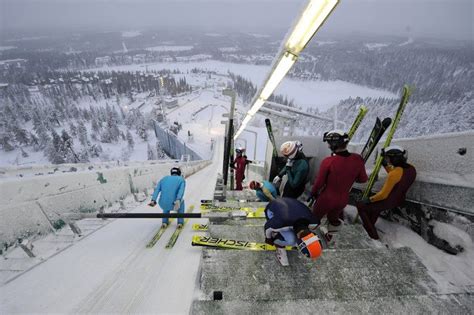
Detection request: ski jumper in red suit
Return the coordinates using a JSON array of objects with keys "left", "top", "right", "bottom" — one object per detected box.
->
[
  {"left": 311, "top": 151, "right": 368, "bottom": 226},
  {"left": 356, "top": 163, "right": 416, "bottom": 239},
  {"left": 233, "top": 155, "right": 249, "bottom": 190}
]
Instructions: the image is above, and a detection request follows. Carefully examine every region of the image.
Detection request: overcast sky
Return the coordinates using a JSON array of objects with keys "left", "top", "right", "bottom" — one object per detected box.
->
[{"left": 1, "top": 0, "right": 472, "bottom": 40}]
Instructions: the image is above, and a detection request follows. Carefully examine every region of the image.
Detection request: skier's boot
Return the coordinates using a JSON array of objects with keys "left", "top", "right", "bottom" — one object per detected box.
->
[
  {"left": 177, "top": 223, "right": 183, "bottom": 229},
  {"left": 275, "top": 247, "right": 289, "bottom": 266},
  {"left": 162, "top": 223, "right": 168, "bottom": 229}
]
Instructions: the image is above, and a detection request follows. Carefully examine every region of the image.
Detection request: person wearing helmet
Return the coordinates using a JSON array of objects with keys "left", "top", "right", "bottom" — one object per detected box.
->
[
  {"left": 231, "top": 147, "right": 251, "bottom": 190},
  {"left": 356, "top": 145, "right": 416, "bottom": 239},
  {"left": 264, "top": 198, "right": 323, "bottom": 266},
  {"left": 249, "top": 180, "right": 278, "bottom": 202},
  {"left": 310, "top": 130, "right": 368, "bottom": 245},
  {"left": 148, "top": 167, "right": 186, "bottom": 228},
  {"left": 272, "top": 140, "right": 309, "bottom": 199}
]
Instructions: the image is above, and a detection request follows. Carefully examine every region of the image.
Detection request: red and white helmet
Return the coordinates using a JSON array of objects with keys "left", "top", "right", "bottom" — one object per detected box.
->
[
  {"left": 280, "top": 141, "right": 302, "bottom": 159},
  {"left": 249, "top": 180, "right": 260, "bottom": 190}
]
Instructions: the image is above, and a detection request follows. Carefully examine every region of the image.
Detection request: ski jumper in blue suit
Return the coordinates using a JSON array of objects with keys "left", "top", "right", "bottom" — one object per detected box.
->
[
  {"left": 256, "top": 180, "right": 278, "bottom": 202},
  {"left": 264, "top": 198, "right": 318, "bottom": 247},
  {"left": 151, "top": 174, "right": 186, "bottom": 224}
]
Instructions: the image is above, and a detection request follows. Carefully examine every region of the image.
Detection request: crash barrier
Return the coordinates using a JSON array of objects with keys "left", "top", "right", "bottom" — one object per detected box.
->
[{"left": 0, "top": 159, "right": 211, "bottom": 246}]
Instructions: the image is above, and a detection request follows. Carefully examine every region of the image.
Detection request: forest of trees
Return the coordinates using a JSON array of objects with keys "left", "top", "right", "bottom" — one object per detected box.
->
[{"left": 0, "top": 69, "right": 191, "bottom": 164}]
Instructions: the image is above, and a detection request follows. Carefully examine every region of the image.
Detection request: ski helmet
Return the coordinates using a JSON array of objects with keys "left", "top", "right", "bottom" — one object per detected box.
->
[
  {"left": 296, "top": 232, "right": 322, "bottom": 260},
  {"left": 249, "top": 180, "right": 260, "bottom": 190},
  {"left": 170, "top": 167, "right": 182, "bottom": 176},
  {"left": 381, "top": 145, "right": 407, "bottom": 166},
  {"left": 323, "top": 129, "right": 349, "bottom": 151},
  {"left": 236, "top": 147, "right": 245, "bottom": 155},
  {"left": 280, "top": 140, "right": 302, "bottom": 159}
]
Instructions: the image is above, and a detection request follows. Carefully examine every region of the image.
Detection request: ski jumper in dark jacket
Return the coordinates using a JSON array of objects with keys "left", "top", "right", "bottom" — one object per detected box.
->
[
  {"left": 278, "top": 152, "right": 309, "bottom": 199},
  {"left": 311, "top": 151, "right": 368, "bottom": 226},
  {"left": 357, "top": 163, "right": 416, "bottom": 239},
  {"left": 264, "top": 198, "right": 318, "bottom": 247},
  {"left": 233, "top": 155, "right": 250, "bottom": 190}
]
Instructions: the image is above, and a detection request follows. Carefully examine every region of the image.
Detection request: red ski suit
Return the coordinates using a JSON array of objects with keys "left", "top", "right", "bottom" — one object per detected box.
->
[
  {"left": 311, "top": 151, "right": 368, "bottom": 226},
  {"left": 233, "top": 155, "right": 249, "bottom": 190}
]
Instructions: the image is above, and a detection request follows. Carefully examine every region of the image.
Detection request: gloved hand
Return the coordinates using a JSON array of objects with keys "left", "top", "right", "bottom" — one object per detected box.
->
[
  {"left": 265, "top": 238, "right": 275, "bottom": 246},
  {"left": 286, "top": 159, "right": 294, "bottom": 167},
  {"left": 360, "top": 197, "right": 371, "bottom": 204},
  {"left": 173, "top": 200, "right": 181, "bottom": 211},
  {"left": 381, "top": 158, "right": 388, "bottom": 167},
  {"left": 148, "top": 200, "right": 157, "bottom": 207},
  {"left": 272, "top": 176, "right": 281, "bottom": 185}
]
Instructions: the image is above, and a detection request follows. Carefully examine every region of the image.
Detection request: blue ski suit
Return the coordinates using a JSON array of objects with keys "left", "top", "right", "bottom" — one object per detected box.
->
[
  {"left": 151, "top": 174, "right": 186, "bottom": 224},
  {"left": 264, "top": 198, "right": 317, "bottom": 247},
  {"left": 256, "top": 180, "right": 278, "bottom": 202}
]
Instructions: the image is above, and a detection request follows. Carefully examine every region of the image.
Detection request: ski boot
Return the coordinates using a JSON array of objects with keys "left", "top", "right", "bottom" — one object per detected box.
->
[
  {"left": 177, "top": 223, "right": 183, "bottom": 229},
  {"left": 275, "top": 247, "right": 289, "bottom": 266},
  {"left": 161, "top": 223, "right": 168, "bottom": 229}
]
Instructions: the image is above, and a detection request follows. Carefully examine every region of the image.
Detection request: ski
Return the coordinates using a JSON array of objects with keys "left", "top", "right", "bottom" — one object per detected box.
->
[
  {"left": 200, "top": 205, "right": 265, "bottom": 212},
  {"left": 165, "top": 205, "right": 195, "bottom": 248},
  {"left": 192, "top": 224, "right": 209, "bottom": 231},
  {"left": 265, "top": 118, "right": 278, "bottom": 158},
  {"left": 200, "top": 199, "right": 213, "bottom": 204},
  {"left": 347, "top": 105, "right": 368, "bottom": 139},
  {"left": 191, "top": 235, "right": 293, "bottom": 251},
  {"left": 246, "top": 210, "right": 266, "bottom": 218},
  {"left": 360, "top": 117, "right": 392, "bottom": 162},
  {"left": 146, "top": 223, "right": 171, "bottom": 248},
  {"left": 354, "top": 85, "right": 412, "bottom": 223},
  {"left": 165, "top": 222, "right": 186, "bottom": 248},
  {"left": 191, "top": 223, "right": 263, "bottom": 231}
]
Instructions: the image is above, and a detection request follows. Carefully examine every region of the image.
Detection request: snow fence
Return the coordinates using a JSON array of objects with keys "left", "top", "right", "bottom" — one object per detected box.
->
[
  {"left": 153, "top": 120, "right": 202, "bottom": 160},
  {"left": 0, "top": 159, "right": 211, "bottom": 247}
]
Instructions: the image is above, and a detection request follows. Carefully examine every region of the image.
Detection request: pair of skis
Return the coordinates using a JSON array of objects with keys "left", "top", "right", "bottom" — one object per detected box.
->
[
  {"left": 353, "top": 85, "right": 412, "bottom": 223},
  {"left": 146, "top": 205, "right": 195, "bottom": 249}
]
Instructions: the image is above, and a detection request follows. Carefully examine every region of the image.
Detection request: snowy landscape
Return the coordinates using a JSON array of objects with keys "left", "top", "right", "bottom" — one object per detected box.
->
[
  {"left": 0, "top": 0, "right": 473, "bottom": 313},
  {"left": 1, "top": 30, "right": 472, "bottom": 165}
]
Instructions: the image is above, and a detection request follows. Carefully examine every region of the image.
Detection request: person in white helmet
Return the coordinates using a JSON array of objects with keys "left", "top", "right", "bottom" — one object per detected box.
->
[
  {"left": 231, "top": 147, "right": 251, "bottom": 190},
  {"left": 356, "top": 145, "right": 416, "bottom": 239},
  {"left": 272, "top": 140, "right": 309, "bottom": 199}
]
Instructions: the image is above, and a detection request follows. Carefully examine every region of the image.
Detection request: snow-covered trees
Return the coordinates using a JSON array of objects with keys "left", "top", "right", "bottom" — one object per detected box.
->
[{"left": 147, "top": 143, "right": 155, "bottom": 160}]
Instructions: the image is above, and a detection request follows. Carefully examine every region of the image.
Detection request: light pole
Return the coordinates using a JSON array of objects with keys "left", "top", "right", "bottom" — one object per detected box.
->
[
  {"left": 222, "top": 88, "right": 236, "bottom": 190},
  {"left": 241, "top": 129, "right": 258, "bottom": 161}
]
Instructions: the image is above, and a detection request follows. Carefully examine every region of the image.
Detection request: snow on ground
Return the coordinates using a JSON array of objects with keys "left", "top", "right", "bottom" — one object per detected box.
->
[
  {"left": 315, "top": 40, "right": 337, "bottom": 46},
  {"left": 146, "top": 45, "right": 194, "bottom": 52},
  {"left": 121, "top": 31, "right": 142, "bottom": 38},
  {"left": 89, "top": 60, "right": 396, "bottom": 111},
  {"left": 0, "top": 139, "right": 223, "bottom": 314},
  {"left": 344, "top": 205, "right": 474, "bottom": 294},
  {"left": 247, "top": 33, "right": 270, "bottom": 38},
  {"left": 365, "top": 43, "right": 390, "bottom": 50},
  {"left": 219, "top": 47, "right": 239, "bottom": 53},
  {"left": 166, "top": 89, "right": 227, "bottom": 159},
  {"left": 0, "top": 46, "right": 16, "bottom": 51},
  {"left": 399, "top": 37, "right": 414, "bottom": 46},
  {"left": 204, "top": 33, "right": 223, "bottom": 37}
]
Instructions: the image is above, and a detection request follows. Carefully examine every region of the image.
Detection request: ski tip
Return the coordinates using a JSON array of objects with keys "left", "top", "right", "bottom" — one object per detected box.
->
[{"left": 382, "top": 117, "right": 392, "bottom": 126}]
